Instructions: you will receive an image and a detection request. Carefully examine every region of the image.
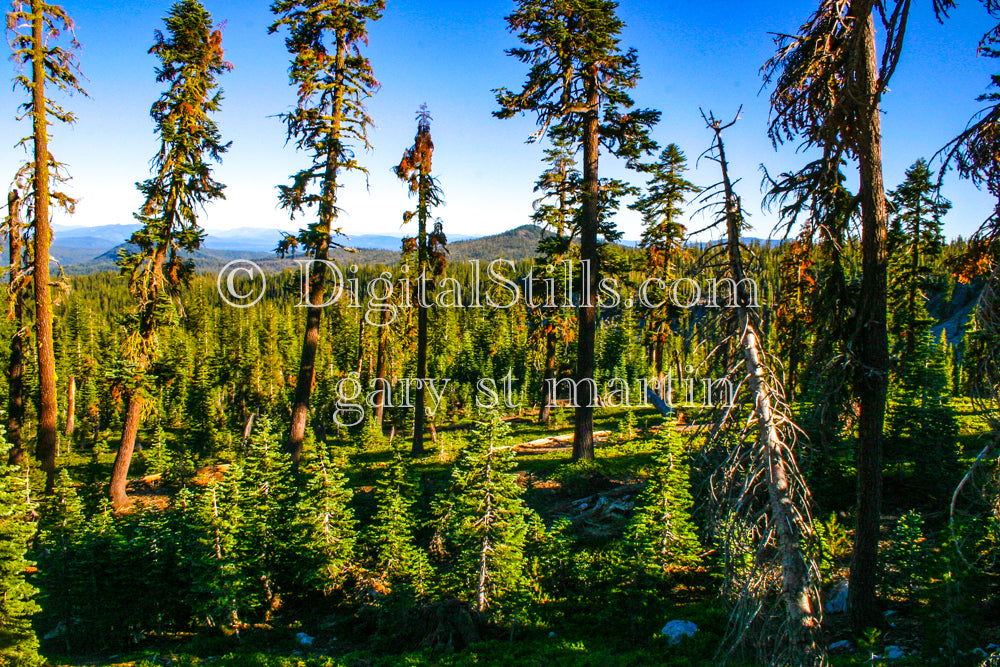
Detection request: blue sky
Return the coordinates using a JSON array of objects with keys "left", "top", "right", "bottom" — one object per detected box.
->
[{"left": 2, "top": 0, "right": 997, "bottom": 242}]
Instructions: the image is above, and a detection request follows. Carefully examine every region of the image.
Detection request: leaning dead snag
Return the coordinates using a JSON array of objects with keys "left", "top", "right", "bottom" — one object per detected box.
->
[{"left": 696, "top": 110, "right": 824, "bottom": 667}]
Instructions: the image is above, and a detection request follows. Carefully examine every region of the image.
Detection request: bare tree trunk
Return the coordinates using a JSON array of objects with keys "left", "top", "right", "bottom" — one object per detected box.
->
[
  {"left": 411, "top": 140, "right": 436, "bottom": 457},
  {"left": 110, "top": 395, "right": 143, "bottom": 509},
  {"left": 413, "top": 293, "right": 428, "bottom": 456},
  {"left": 745, "top": 330, "right": 823, "bottom": 665},
  {"left": 242, "top": 412, "right": 255, "bottom": 446},
  {"left": 373, "top": 312, "right": 388, "bottom": 428},
  {"left": 6, "top": 190, "right": 25, "bottom": 467},
  {"left": 356, "top": 308, "right": 365, "bottom": 375},
  {"left": 288, "top": 35, "right": 347, "bottom": 466},
  {"left": 289, "top": 291, "right": 325, "bottom": 464},
  {"left": 539, "top": 328, "right": 557, "bottom": 424},
  {"left": 573, "top": 71, "right": 601, "bottom": 462},
  {"left": 655, "top": 323, "right": 666, "bottom": 377},
  {"left": 65, "top": 375, "right": 76, "bottom": 437},
  {"left": 110, "top": 238, "right": 168, "bottom": 510},
  {"left": 849, "top": 10, "right": 890, "bottom": 635},
  {"left": 31, "top": 4, "right": 59, "bottom": 493}
]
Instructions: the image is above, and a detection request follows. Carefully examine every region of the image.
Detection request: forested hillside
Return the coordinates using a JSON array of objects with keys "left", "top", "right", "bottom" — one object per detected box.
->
[{"left": 1, "top": 1, "right": 999, "bottom": 667}]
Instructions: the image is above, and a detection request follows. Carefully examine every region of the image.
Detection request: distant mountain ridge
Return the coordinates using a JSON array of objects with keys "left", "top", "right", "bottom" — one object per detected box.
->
[
  {"left": 51, "top": 223, "right": 473, "bottom": 254},
  {"left": 48, "top": 224, "right": 545, "bottom": 274},
  {"left": 34, "top": 224, "right": 778, "bottom": 274}
]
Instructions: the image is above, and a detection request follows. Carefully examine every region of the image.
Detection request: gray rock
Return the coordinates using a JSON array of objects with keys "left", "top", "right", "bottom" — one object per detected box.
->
[
  {"left": 825, "top": 581, "right": 849, "bottom": 614},
  {"left": 884, "top": 646, "right": 905, "bottom": 660},
  {"left": 296, "top": 632, "right": 314, "bottom": 647},
  {"left": 829, "top": 640, "right": 852, "bottom": 652},
  {"left": 661, "top": 620, "right": 698, "bottom": 645}
]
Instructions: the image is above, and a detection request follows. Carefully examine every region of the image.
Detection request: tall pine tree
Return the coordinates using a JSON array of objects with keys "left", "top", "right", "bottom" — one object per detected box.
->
[
  {"left": 110, "top": 0, "right": 231, "bottom": 509},
  {"left": 495, "top": 0, "right": 659, "bottom": 460},
  {"left": 270, "top": 0, "right": 384, "bottom": 465},
  {"left": 887, "top": 158, "right": 950, "bottom": 357},
  {"left": 529, "top": 134, "right": 579, "bottom": 424},
  {"left": 394, "top": 106, "right": 446, "bottom": 457},
  {"left": 629, "top": 144, "right": 698, "bottom": 377},
  {"left": 8, "top": 0, "right": 88, "bottom": 492}
]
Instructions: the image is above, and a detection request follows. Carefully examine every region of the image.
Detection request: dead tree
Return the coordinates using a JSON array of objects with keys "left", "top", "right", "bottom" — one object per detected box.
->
[
  {"left": 695, "top": 109, "right": 824, "bottom": 667},
  {"left": 4, "top": 189, "right": 27, "bottom": 466}
]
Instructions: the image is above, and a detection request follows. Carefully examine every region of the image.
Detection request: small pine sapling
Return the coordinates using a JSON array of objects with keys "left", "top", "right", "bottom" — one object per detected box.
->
[
  {"left": 882, "top": 510, "right": 927, "bottom": 604},
  {"left": 191, "top": 473, "right": 244, "bottom": 630},
  {"left": 433, "top": 413, "right": 536, "bottom": 613},
  {"left": 358, "top": 415, "right": 386, "bottom": 451},
  {"left": 615, "top": 408, "right": 638, "bottom": 444},
  {"left": 367, "top": 451, "right": 431, "bottom": 596},
  {"left": 233, "top": 417, "right": 298, "bottom": 621},
  {"left": 625, "top": 420, "right": 701, "bottom": 577},
  {"left": 298, "top": 441, "right": 356, "bottom": 596}
]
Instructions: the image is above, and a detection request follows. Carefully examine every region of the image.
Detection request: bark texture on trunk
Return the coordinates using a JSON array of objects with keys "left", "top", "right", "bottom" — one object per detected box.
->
[
  {"left": 31, "top": 4, "right": 59, "bottom": 493},
  {"left": 572, "top": 72, "right": 601, "bottom": 462},
  {"left": 65, "top": 375, "right": 76, "bottom": 437},
  {"left": 110, "top": 395, "right": 143, "bottom": 509},
  {"left": 288, "top": 276, "right": 326, "bottom": 464},
  {"left": 848, "top": 11, "right": 890, "bottom": 636},
  {"left": 110, "top": 243, "right": 167, "bottom": 510}
]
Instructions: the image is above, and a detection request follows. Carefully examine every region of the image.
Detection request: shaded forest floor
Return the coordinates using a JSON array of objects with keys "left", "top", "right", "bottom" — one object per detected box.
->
[{"left": 42, "top": 403, "right": 1000, "bottom": 667}]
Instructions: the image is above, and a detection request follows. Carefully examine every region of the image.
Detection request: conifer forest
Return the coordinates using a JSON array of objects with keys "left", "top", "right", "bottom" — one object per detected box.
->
[{"left": 3, "top": 0, "right": 1000, "bottom": 665}]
